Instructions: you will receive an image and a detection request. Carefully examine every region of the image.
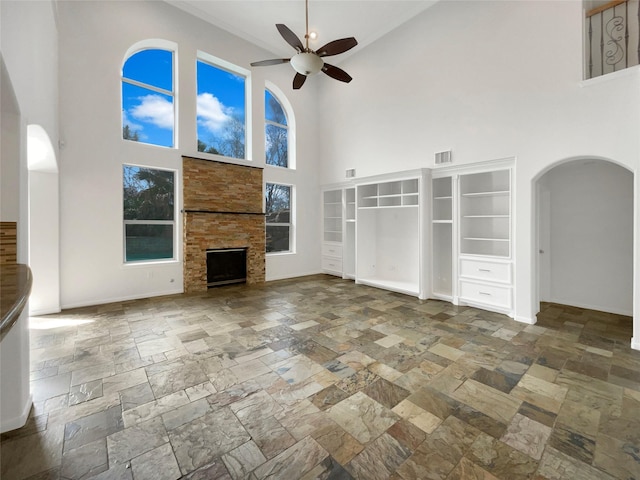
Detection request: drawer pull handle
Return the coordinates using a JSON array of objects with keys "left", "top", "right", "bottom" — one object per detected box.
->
[
  {"left": 479, "top": 292, "right": 492, "bottom": 296},
  {"left": 478, "top": 268, "right": 491, "bottom": 272}
]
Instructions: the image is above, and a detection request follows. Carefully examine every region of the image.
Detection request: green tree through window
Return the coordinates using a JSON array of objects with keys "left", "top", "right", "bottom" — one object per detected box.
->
[
  {"left": 123, "top": 165, "right": 175, "bottom": 262},
  {"left": 265, "top": 183, "right": 291, "bottom": 253}
]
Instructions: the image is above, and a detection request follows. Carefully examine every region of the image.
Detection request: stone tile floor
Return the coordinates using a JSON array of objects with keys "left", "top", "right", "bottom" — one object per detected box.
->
[{"left": 2, "top": 275, "right": 640, "bottom": 479}]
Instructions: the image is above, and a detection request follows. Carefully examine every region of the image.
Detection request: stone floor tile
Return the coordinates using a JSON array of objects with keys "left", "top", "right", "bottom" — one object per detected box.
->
[
  {"left": 221, "top": 440, "right": 266, "bottom": 479},
  {"left": 536, "top": 446, "right": 616, "bottom": 480},
  {"left": 313, "top": 424, "right": 364, "bottom": 465},
  {"left": 169, "top": 407, "right": 250, "bottom": 474},
  {"left": 0, "top": 424, "right": 65, "bottom": 480},
  {"left": 30, "top": 373, "right": 72, "bottom": 403},
  {"left": 63, "top": 404, "right": 123, "bottom": 452},
  {"left": 252, "top": 436, "right": 329, "bottom": 479},
  {"left": 3, "top": 279, "right": 639, "bottom": 479},
  {"left": 68, "top": 379, "right": 103, "bottom": 406},
  {"left": 467, "top": 433, "right": 538, "bottom": 480},
  {"left": 106, "top": 416, "right": 169, "bottom": 465},
  {"left": 451, "top": 379, "right": 521, "bottom": 425},
  {"left": 60, "top": 438, "right": 108, "bottom": 479},
  {"left": 131, "top": 442, "right": 181, "bottom": 480},
  {"left": 327, "top": 391, "right": 400, "bottom": 444},
  {"left": 500, "top": 413, "right": 552, "bottom": 460},
  {"left": 347, "top": 433, "right": 411, "bottom": 480},
  {"left": 392, "top": 399, "right": 442, "bottom": 434}
]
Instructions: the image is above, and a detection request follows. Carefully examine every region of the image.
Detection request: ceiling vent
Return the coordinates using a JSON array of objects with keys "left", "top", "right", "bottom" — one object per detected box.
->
[{"left": 435, "top": 150, "right": 452, "bottom": 165}]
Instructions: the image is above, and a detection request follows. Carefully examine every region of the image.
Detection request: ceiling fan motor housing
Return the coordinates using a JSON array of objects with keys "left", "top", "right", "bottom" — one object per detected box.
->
[{"left": 290, "top": 52, "right": 324, "bottom": 76}]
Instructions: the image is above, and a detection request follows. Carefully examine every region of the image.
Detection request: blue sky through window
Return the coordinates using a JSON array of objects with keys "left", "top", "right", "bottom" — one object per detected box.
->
[
  {"left": 122, "top": 49, "right": 174, "bottom": 148},
  {"left": 197, "top": 60, "right": 246, "bottom": 158}
]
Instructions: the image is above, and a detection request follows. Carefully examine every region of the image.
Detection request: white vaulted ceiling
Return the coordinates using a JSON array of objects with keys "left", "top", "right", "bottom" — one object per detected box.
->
[{"left": 166, "top": 0, "right": 438, "bottom": 61}]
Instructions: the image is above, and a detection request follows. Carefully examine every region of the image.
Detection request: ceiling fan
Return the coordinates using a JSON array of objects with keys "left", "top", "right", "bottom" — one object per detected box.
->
[{"left": 250, "top": 0, "right": 358, "bottom": 89}]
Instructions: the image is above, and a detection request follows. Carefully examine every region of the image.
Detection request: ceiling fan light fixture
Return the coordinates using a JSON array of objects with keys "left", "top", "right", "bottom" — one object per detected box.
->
[{"left": 290, "top": 52, "right": 324, "bottom": 76}]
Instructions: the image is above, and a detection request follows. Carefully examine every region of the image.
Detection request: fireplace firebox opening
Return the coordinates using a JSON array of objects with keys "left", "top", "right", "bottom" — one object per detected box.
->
[{"left": 206, "top": 248, "right": 247, "bottom": 287}]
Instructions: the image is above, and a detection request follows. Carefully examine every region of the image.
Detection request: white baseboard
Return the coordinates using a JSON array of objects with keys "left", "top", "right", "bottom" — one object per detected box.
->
[
  {"left": 631, "top": 337, "right": 640, "bottom": 351},
  {"left": 514, "top": 314, "right": 536, "bottom": 325},
  {"left": 0, "top": 395, "right": 32, "bottom": 434},
  {"left": 547, "top": 297, "right": 632, "bottom": 317},
  {"left": 61, "top": 288, "right": 184, "bottom": 310}
]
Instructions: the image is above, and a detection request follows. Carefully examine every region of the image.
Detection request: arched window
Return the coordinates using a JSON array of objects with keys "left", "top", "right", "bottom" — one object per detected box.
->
[
  {"left": 122, "top": 47, "right": 175, "bottom": 148},
  {"left": 265, "top": 89, "right": 289, "bottom": 168}
]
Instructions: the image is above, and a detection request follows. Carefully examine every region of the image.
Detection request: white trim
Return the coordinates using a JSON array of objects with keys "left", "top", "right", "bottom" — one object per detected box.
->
[
  {"left": 631, "top": 337, "right": 640, "bottom": 351},
  {"left": 0, "top": 394, "right": 32, "bottom": 434},
  {"left": 61, "top": 287, "right": 184, "bottom": 311},
  {"left": 548, "top": 296, "right": 633, "bottom": 317},
  {"left": 514, "top": 314, "right": 536, "bottom": 325}
]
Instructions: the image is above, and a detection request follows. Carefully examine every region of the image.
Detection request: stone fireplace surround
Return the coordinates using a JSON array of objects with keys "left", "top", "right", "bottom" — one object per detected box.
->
[{"left": 183, "top": 156, "right": 265, "bottom": 293}]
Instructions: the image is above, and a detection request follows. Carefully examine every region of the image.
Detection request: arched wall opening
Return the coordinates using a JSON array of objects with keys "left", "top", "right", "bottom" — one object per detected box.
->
[
  {"left": 27, "top": 124, "right": 60, "bottom": 315},
  {"left": 533, "top": 156, "right": 634, "bottom": 344}
]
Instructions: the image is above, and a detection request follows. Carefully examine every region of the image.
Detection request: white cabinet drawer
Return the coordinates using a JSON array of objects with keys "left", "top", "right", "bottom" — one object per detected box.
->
[
  {"left": 459, "top": 280, "right": 512, "bottom": 309},
  {"left": 460, "top": 259, "right": 511, "bottom": 283},
  {"left": 322, "top": 244, "right": 343, "bottom": 258},
  {"left": 322, "top": 256, "right": 342, "bottom": 273}
]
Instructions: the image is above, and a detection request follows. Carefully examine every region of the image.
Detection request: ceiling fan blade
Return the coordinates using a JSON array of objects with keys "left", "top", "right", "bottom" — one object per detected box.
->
[
  {"left": 321, "top": 63, "right": 353, "bottom": 83},
  {"left": 250, "top": 58, "right": 290, "bottom": 67},
  {"left": 293, "top": 73, "right": 307, "bottom": 90},
  {"left": 316, "top": 37, "right": 358, "bottom": 57},
  {"left": 276, "top": 24, "right": 304, "bottom": 52}
]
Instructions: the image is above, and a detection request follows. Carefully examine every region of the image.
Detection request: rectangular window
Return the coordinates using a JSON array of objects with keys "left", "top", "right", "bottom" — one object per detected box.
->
[
  {"left": 265, "top": 183, "right": 292, "bottom": 253},
  {"left": 123, "top": 165, "right": 175, "bottom": 262},
  {"left": 196, "top": 57, "right": 247, "bottom": 159}
]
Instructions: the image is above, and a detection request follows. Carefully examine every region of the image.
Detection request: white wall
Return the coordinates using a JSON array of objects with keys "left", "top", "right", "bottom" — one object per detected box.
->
[
  {"left": 316, "top": 0, "right": 640, "bottom": 342},
  {"left": 0, "top": 57, "right": 21, "bottom": 223},
  {"left": 2, "top": 0, "right": 60, "bottom": 309},
  {"left": 56, "top": 0, "right": 321, "bottom": 308},
  {"left": 539, "top": 160, "right": 633, "bottom": 315}
]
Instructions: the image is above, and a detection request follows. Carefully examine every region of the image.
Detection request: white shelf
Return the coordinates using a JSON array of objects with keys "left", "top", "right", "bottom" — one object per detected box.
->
[
  {"left": 463, "top": 215, "right": 509, "bottom": 218},
  {"left": 462, "top": 190, "right": 510, "bottom": 197},
  {"left": 463, "top": 237, "right": 509, "bottom": 242},
  {"left": 433, "top": 220, "right": 453, "bottom": 224}
]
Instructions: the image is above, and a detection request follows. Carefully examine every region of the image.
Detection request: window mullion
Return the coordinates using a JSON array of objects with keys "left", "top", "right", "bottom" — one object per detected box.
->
[{"left": 122, "top": 77, "right": 173, "bottom": 97}]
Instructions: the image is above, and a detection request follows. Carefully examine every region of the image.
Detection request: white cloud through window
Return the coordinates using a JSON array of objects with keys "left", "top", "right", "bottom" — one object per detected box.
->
[
  {"left": 197, "top": 92, "right": 232, "bottom": 133},
  {"left": 130, "top": 94, "right": 174, "bottom": 129}
]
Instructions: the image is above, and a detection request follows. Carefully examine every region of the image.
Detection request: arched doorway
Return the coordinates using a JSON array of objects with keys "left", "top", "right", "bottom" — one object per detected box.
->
[
  {"left": 27, "top": 124, "right": 60, "bottom": 315},
  {"left": 534, "top": 157, "right": 633, "bottom": 343}
]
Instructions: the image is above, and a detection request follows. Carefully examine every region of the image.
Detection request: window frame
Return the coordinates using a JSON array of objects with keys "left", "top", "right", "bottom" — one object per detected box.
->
[
  {"left": 122, "top": 163, "right": 178, "bottom": 265},
  {"left": 196, "top": 51, "right": 252, "bottom": 162},
  {"left": 265, "top": 182, "right": 294, "bottom": 255},
  {"left": 121, "top": 42, "right": 177, "bottom": 149},
  {"left": 264, "top": 82, "right": 295, "bottom": 170},
  {"left": 264, "top": 89, "right": 289, "bottom": 169}
]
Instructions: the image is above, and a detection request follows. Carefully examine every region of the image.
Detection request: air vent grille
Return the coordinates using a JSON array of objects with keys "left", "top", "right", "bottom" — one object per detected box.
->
[
  {"left": 435, "top": 150, "right": 452, "bottom": 165},
  {"left": 345, "top": 168, "right": 356, "bottom": 178}
]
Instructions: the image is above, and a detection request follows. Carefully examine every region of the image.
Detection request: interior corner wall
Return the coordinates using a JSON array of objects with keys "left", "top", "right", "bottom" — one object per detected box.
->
[
  {"left": 2, "top": 0, "right": 60, "bottom": 298},
  {"left": 316, "top": 0, "right": 640, "bottom": 327},
  {"left": 57, "top": 0, "right": 321, "bottom": 308},
  {"left": 540, "top": 161, "right": 633, "bottom": 315}
]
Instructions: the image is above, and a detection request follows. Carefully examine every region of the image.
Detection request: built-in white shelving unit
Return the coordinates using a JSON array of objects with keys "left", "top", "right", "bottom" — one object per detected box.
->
[
  {"left": 356, "top": 171, "right": 427, "bottom": 299},
  {"left": 457, "top": 163, "right": 514, "bottom": 316},
  {"left": 322, "top": 189, "right": 343, "bottom": 276},
  {"left": 460, "top": 169, "right": 511, "bottom": 258},
  {"left": 344, "top": 187, "right": 356, "bottom": 279},
  {"left": 432, "top": 175, "right": 454, "bottom": 300},
  {"left": 321, "top": 160, "right": 513, "bottom": 317}
]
